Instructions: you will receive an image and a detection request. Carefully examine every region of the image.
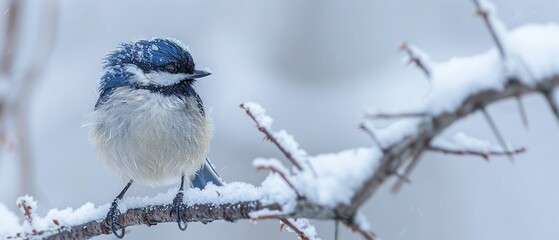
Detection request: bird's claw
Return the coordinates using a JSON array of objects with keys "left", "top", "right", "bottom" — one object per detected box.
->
[
  {"left": 171, "top": 190, "right": 188, "bottom": 230},
  {"left": 106, "top": 200, "right": 125, "bottom": 238}
]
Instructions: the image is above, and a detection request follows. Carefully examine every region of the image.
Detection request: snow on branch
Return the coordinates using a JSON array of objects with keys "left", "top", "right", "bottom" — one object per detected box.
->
[
  {"left": 3, "top": 1, "right": 559, "bottom": 240},
  {"left": 400, "top": 42, "right": 433, "bottom": 78},
  {"left": 429, "top": 132, "right": 526, "bottom": 161},
  {"left": 241, "top": 102, "right": 311, "bottom": 172},
  {"left": 472, "top": 0, "right": 510, "bottom": 59},
  {"left": 346, "top": 19, "right": 559, "bottom": 213}
]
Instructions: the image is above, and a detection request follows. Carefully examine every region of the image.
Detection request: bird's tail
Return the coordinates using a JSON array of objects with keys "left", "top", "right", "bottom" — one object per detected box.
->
[{"left": 191, "top": 158, "right": 224, "bottom": 189}]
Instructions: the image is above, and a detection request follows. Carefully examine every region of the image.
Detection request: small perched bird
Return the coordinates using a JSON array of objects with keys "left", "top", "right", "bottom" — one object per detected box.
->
[{"left": 89, "top": 38, "right": 223, "bottom": 238}]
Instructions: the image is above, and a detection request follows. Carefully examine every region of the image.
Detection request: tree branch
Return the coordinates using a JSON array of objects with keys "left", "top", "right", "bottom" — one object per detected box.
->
[
  {"left": 342, "top": 76, "right": 559, "bottom": 216},
  {"left": 427, "top": 145, "right": 526, "bottom": 161},
  {"left": 44, "top": 199, "right": 337, "bottom": 240},
  {"left": 37, "top": 76, "right": 558, "bottom": 240}
]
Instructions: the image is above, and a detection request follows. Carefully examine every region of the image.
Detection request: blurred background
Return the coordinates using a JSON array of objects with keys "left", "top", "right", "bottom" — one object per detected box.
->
[{"left": 0, "top": 0, "right": 558, "bottom": 239}]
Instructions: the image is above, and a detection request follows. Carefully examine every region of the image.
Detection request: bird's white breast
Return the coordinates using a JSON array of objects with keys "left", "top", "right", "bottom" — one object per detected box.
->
[{"left": 89, "top": 88, "right": 213, "bottom": 186}]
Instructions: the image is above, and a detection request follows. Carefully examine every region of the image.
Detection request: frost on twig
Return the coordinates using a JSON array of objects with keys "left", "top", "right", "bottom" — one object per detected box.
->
[
  {"left": 400, "top": 43, "right": 433, "bottom": 78},
  {"left": 7, "top": 196, "right": 65, "bottom": 239},
  {"left": 281, "top": 219, "right": 320, "bottom": 240},
  {"left": 243, "top": 102, "right": 380, "bottom": 239},
  {"left": 365, "top": 112, "right": 428, "bottom": 120},
  {"left": 472, "top": 0, "right": 509, "bottom": 59},
  {"left": 254, "top": 158, "right": 301, "bottom": 198},
  {"left": 241, "top": 102, "right": 312, "bottom": 173},
  {"left": 429, "top": 132, "right": 525, "bottom": 161},
  {"left": 358, "top": 123, "right": 385, "bottom": 152},
  {"left": 345, "top": 4, "right": 559, "bottom": 214}
]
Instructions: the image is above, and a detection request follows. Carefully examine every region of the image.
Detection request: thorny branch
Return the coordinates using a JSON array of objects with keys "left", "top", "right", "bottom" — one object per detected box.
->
[
  {"left": 43, "top": 201, "right": 334, "bottom": 240},
  {"left": 240, "top": 103, "right": 304, "bottom": 171},
  {"left": 343, "top": 76, "right": 559, "bottom": 216},
  {"left": 400, "top": 43, "right": 432, "bottom": 78},
  {"left": 255, "top": 165, "right": 301, "bottom": 198}
]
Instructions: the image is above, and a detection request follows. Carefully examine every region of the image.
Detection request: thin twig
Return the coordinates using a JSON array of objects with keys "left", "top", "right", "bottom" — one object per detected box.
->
[
  {"left": 241, "top": 104, "right": 304, "bottom": 171},
  {"left": 480, "top": 107, "right": 513, "bottom": 161},
  {"left": 256, "top": 165, "right": 301, "bottom": 198},
  {"left": 400, "top": 42, "right": 432, "bottom": 78},
  {"left": 391, "top": 171, "right": 412, "bottom": 184},
  {"left": 472, "top": 0, "right": 507, "bottom": 59},
  {"left": 340, "top": 219, "right": 376, "bottom": 240},
  {"left": 366, "top": 112, "right": 427, "bottom": 120},
  {"left": 358, "top": 123, "right": 385, "bottom": 152},
  {"left": 428, "top": 145, "right": 526, "bottom": 161},
  {"left": 0, "top": 0, "right": 21, "bottom": 75},
  {"left": 541, "top": 90, "right": 559, "bottom": 126},
  {"left": 391, "top": 145, "right": 423, "bottom": 193},
  {"left": 345, "top": 78, "right": 559, "bottom": 216},
  {"left": 515, "top": 96, "right": 529, "bottom": 128},
  {"left": 335, "top": 220, "right": 339, "bottom": 240},
  {"left": 280, "top": 219, "right": 311, "bottom": 240}
]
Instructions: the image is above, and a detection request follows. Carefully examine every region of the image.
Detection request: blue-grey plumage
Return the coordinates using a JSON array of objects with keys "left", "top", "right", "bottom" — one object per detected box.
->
[
  {"left": 90, "top": 38, "right": 223, "bottom": 237},
  {"left": 192, "top": 159, "right": 224, "bottom": 189},
  {"left": 90, "top": 38, "right": 218, "bottom": 187}
]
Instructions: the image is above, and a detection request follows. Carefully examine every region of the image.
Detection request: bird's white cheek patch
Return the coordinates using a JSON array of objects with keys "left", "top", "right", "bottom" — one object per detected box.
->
[
  {"left": 124, "top": 64, "right": 188, "bottom": 86},
  {"left": 145, "top": 71, "right": 189, "bottom": 86}
]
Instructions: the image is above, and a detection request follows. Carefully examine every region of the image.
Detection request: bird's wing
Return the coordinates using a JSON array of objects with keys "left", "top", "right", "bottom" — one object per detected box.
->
[
  {"left": 192, "top": 91, "right": 205, "bottom": 116},
  {"left": 191, "top": 158, "right": 224, "bottom": 189}
]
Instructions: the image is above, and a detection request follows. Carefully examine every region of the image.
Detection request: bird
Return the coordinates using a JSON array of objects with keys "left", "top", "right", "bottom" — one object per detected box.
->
[{"left": 88, "top": 38, "right": 223, "bottom": 238}]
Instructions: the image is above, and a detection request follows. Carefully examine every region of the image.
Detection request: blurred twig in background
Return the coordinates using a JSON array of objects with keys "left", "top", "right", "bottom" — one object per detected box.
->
[{"left": 0, "top": 0, "right": 58, "bottom": 197}]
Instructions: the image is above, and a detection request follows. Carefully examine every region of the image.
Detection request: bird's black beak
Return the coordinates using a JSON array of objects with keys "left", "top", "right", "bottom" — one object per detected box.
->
[{"left": 189, "top": 69, "right": 212, "bottom": 79}]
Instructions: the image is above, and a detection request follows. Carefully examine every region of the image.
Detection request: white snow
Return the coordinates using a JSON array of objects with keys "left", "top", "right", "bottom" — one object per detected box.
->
[
  {"left": 299, "top": 148, "right": 381, "bottom": 207},
  {"left": 402, "top": 43, "right": 434, "bottom": 75},
  {"left": 431, "top": 132, "right": 511, "bottom": 154},
  {"left": 283, "top": 218, "right": 321, "bottom": 240},
  {"left": 369, "top": 22, "right": 559, "bottom": 149},
  {"left": 157, "top": 37, "right": 190, "bottom": 52},
  {"left": 426, "top": 49, "right": 506, "bottom": 114},
  {"left": 423, "top": 23, "right": 559, "bottom": 115},
  {"left": 244, "top": 102, "right": 381, "bottom": 207},
  {"left": 354, "top": 210, "right": 372, "bottom": 234},
  {"left": 477, "top": 0, "right": 511, "bottom": 57},
  {"left": 0, "top": 203, "right": 22, "bottom": 238},
  {"left": 2, "top": 182, "right": 298, "bottom": 239},
  {"left": 253, "top": 158, "right": 290, "bottom": 177},
  {"left": 253, "top": 148, "right": 381, "bottom": 209},
  {"left": 508, "top": 24, "right": 559, "bottom": 82},
  {"left": 242, "top": 101, "right": 274, "bottom": 129},
  {"left": 273, "top": 130, "right": 309, "bottom": 167},
  {"left": 373, "top": 118, "right": 424, "bottom": 148},
  {"left": 242, "top": 102, "right": 312, "bottom": 173}
]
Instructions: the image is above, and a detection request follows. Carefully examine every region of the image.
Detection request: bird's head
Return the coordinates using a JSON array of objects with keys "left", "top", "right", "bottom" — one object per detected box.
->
[{"left": 99, "top": 38, "right": 210, "bottom": 97}]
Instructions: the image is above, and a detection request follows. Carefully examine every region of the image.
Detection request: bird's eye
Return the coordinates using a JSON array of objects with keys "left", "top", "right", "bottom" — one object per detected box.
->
[{"left": 165, "top": 64, "right": 179, "bottom": 73}]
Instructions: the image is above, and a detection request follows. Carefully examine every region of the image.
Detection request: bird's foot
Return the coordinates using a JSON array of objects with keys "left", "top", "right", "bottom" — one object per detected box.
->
[
  {"left": 171, "top": 190, "right": 188, "bottom": 230},
  {"left": 105, "top": 199, "right": 125, "bottom": 238}
]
